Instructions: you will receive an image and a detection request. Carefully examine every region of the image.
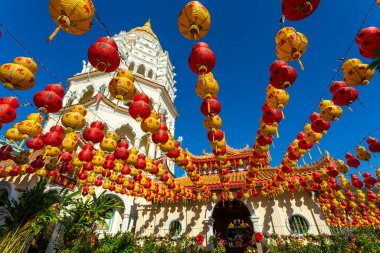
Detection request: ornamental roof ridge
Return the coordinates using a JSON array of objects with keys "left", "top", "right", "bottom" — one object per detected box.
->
[{"left": 187, "top": 145, "right": 252, "bottom": 160}]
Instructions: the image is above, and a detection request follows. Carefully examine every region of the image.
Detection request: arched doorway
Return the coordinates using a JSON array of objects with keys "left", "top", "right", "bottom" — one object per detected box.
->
[{"left": 212, "top": 200, "right": 254, "bottom": 253}]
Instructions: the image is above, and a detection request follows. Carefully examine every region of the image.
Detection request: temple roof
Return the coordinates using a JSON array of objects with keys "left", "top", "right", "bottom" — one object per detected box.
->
[
  {"left": 188, "top": 145, "right": 251, "bottom": 162},
  {"left": 129, "top": 20, "right": 158, "bottom": 40},
  {"left": 176, "top": 156, "right": 333, "bottom": 189}
]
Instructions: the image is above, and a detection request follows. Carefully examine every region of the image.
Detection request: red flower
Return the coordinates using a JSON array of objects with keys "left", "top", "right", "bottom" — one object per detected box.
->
[
  {"left": 196, "top": 234, "right": 204, "bottom": 245},
  {"left": 254, "top": 232, "right": 263, "bottom": 243}
]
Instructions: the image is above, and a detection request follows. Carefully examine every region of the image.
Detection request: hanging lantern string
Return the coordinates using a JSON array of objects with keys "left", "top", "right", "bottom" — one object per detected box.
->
[
  {"left": 336, "top": 127, "right": 380, "bottom": 159},
  {"left": 94, "top": 9, "right": 112, "bottom": 37},
  {"left": 298, "top": 0, "right": 377, "bottom": 133},
  {"left": 275, "top": 0, "right": 377, "bottom": 164},
  {"left": 0, "top": 23, "right": 65, "bottom": 89}
]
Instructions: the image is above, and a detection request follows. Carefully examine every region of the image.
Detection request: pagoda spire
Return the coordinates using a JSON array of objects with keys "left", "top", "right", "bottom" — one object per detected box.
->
[{"left": 130, "top": 19, "right": 157, "bottom": 40}]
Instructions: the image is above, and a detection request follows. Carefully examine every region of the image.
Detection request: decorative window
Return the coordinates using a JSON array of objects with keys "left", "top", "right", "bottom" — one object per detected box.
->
[
  {"left": 147, "top": 69, "right": 153, "bottom": 79},
  {"left": 169, "top": 220, "right": 182, "bottom": 237},
  {"left": 137, "top": 64, "right": 146, "bottom": 76},
  {"left": 288, "top": 215, "right": 310, "bottom": 234},
  {"left": 128, "top": 62, "right": 135, "bottom": 71}
]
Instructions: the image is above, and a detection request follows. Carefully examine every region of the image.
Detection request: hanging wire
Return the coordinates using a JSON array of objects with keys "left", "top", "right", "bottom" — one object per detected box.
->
[
  {"left": 0, "top": 23, "right": 64, "bottom": 88},
  {"left": 298, "top": 0, "right": 377, "bottom": 132},
  {"left": 336, "top": 127, "right": 380, "bottom": 158},
  {"left": 94, "top": 9, "right": 112, "bottom": 37},
  {"left": 277, "top": 0, "right": 377, "bottom": 161}
]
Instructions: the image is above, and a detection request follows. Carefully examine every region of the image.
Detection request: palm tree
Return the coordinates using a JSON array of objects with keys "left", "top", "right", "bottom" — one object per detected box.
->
[
  {"left": 0, "top": 178, "right": 61, "bottom": 253},
  {"left": 56, "top": 191, "right": 122, "bottom": 253}
]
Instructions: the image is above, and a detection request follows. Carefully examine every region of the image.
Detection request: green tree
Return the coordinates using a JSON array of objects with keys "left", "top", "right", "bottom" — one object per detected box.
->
[
  {"left": 56, "top": 191, "right": 122, "bottom": 253},
  {"left": 0, "top": 178, "right": 61, "bottom": 253}
]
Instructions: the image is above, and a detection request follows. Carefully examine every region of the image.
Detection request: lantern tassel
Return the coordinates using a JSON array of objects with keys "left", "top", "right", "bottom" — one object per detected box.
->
[
  {"left": 317, "top": 145, "right": 322, "bottom": 155},
  {"left": 43, "top": 150, "right": 48, "bottom": 160},
  {"left": 145, "top": 137, "right": 150, "bottom": 156},
  {"left": 207, "top": 101, "right": 210, "bottom": 114},
  {"left": 281, "top": 110, "right": 285, "bottom": 119},
  {"left": 276, "top": 130, "right": 279, "bottom": 139},
  {"left": 308, "top": 151, "right": 312, "bottom": 160},
  {"left": 302, "top": 158, "right": 306, "bottom": 166},
  {"left": 347, "top": 105, "right": 353, "bottom": 112},
  {"left": 17, "top": 139, "right": 25, "bottom": 150},
  {"left": 298, "top": 59, "right": 305, "bottom": 71},
  {"left": 47, "top": 27, "right": 61, "bottom": 43}
]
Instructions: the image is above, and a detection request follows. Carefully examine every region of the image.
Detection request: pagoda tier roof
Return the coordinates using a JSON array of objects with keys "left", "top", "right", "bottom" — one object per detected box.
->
[
  {"left": 176, "top": 155, "right": 333, "bottom": 189},
  {"left": 68, "top": 71, "right": 179, "bottom": 118},
  {"left": 188, "top": 145, "right": 252, "bottom": 162}
]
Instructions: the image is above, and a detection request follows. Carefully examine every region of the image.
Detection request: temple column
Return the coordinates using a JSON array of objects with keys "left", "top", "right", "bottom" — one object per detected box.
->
[
  {"left": 121, "top": 201, "right": 133, "bottom": 232},
  {"left": 250, "top": 215, "right": 263, "bottom": 253},
  {"left": 203, "top": 217, "right": 215, "bottom": 251}
]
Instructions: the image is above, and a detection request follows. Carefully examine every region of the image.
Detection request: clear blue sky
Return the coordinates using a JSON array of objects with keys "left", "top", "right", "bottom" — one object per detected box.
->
[{"left": 0, "top": 1, "right": 379, "bottom": 178}]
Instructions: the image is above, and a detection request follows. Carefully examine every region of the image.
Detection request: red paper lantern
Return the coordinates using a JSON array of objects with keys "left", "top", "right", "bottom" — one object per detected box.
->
[
  {"left": 83, "top": 121, "right": 105, "bottom": 144},
  {"left": 166, "top": 147, "right": 180, "bottom": 159},
  {"left": 188, "top": 42, "right": 216, "bottom": 74},
  {"left": 26, "top": 135, "right": 44, "bottom": 150},
  {"left": 129, "top": 100, "right": 151, "bottom": 121},
  {"left": 262, "top": 104, "right": 283, "bottom": 124},
  {"left": 133, "top": 93, "right": 150, "bottom": 103},
  {"left": 282, "top": 0, "right": 320, "bottom": 21},
  {"left": 0, "top": 146, "right": 12, "bottom": 161},
  {"left": 332, "top": 87, "right": 359, "bottom": 107},
  {"left": 78, "top": 148, "right": 94, "bottom": 162},
  {"left": 200, "top": 97, "right": 221, "bottom": 116},
  {"left": 310, "top": 113, "right": 330, "bottom": 133},
  {"left": 207, "top": 129, "right": 224, "bottom": 142},
  {"left": 269, "top": 60, "right": 297, "bottom": 89},
  {"left": 329, "top": 81, "right": 347, "bottom": 94},
  {"left": 43, "top": 125, "right": 64, "bottom": 147},
  {"left": 356, "top": 27, "right": 380, "bottom": 58},
  {"left": 45, "top": 84, "right": 65, "bottom": 98},
  {"left": 33, "top": 89, "right": 63, "bottom": 113},
  {"left": 256, "top": 135, "right": 273, "bottom": 146},
  {"left": 0, "top": 98, "right": 18, "bottom": 123},
  {"left": 88, "top": 37, "right": 120, "bottom": 72},
  {"left": 0, "top": 96, "right": 20, "bottom": 109}
]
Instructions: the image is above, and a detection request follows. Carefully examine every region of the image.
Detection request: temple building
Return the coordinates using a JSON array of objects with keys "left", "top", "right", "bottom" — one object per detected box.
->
[{"left": 0, "top": 21, "right": 331, "bottom": 252}]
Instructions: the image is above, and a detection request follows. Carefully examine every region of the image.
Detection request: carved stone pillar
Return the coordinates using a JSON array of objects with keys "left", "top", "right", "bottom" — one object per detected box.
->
[
  {"left": 121, "top": 203, "right": 132, "bottom": 232},
  {"left": 250, "top": 215, "right": 261, "bottom": 232},
  {"left": 250, "top": 215, "right": 263, "bottom": 253},
  {"left": 203, "top": 218, "right": 215, "bottom": 251}
]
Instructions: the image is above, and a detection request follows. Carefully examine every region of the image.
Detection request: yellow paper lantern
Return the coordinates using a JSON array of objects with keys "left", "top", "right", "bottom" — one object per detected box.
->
[
  {"left": 17, "top": 113, "right": 44, "bottom": 138},
  {"left": 127, "top": 148, "right": 138, "bottom": 165},
  {"left": 0, "top": 57, "right": 37, "bottom": 90},
  {"left": 62, "top": 133, "right": 79, "bottom": 152},
  {"left": 275, "top": 27, "right": 308, "bottom": 70},
  {"left": 196, "top": 72, "right": 219, "bottom": 98},
  {"left": 342, "top": 58, "right": 375, "bottom": 86},
  {"left": 100, "top": 131, "right": 118, "bottom": 152},
  {"left": 320, "top": 102, "right": 343, "bottom": 121},
  {"left": 61, "top": 105, "right": 87, "bottom": 131},
  {"left": 109, "top": 69, "right": 136, "bottom": 101},
  {"left": 178, "top": 1, "right": 211, "bottom": 40},
  {"left": 266, "top": 88, "right": 289, "bottom": 109},
  {"left": 141, "top": 111, "right": 160, "bottom": 134},
  {"left": 159, "top": 135, "right": 175, "bottom": 152},
  {"left": 48, "top": 0, "right": 95, "bottom": 42},
  {"left": 5, "top": 124, "right": 29, "bottom": 142},
  {"left": 203, "top": 115, "right": 222, "bottom": 131}
]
